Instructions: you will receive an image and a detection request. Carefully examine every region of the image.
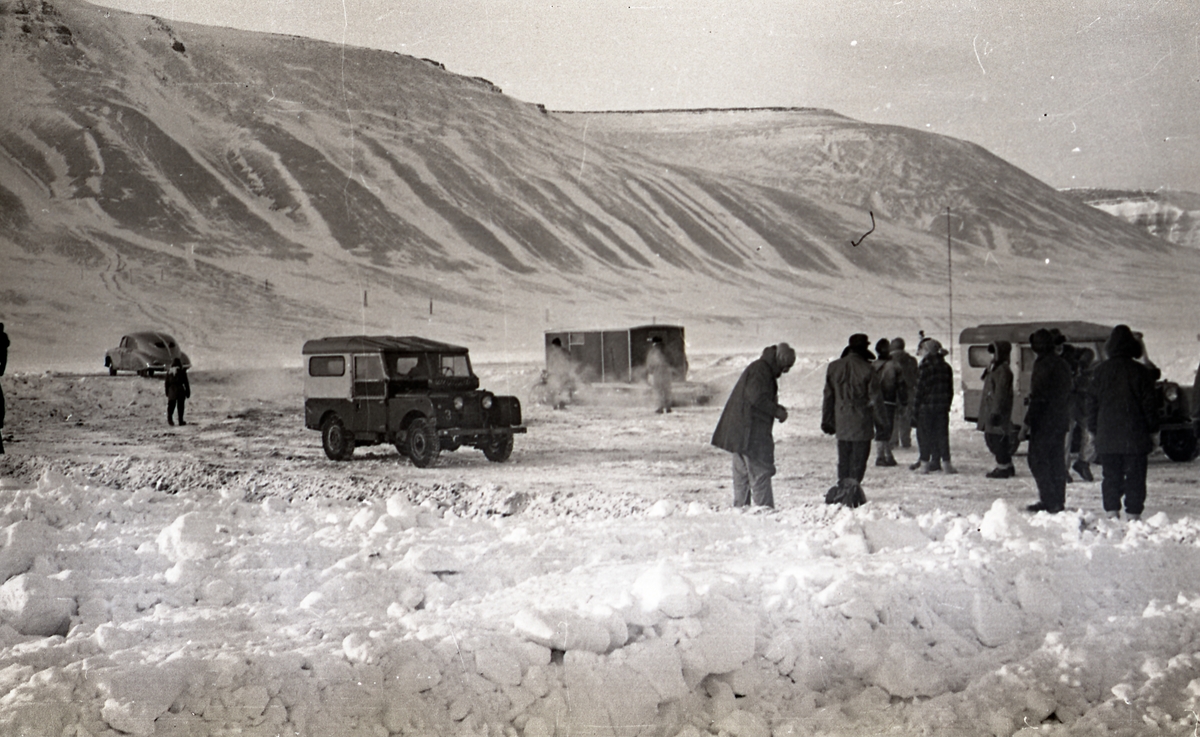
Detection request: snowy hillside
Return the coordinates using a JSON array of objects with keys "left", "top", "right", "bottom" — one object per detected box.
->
[
  {"left": 2, "top": 0, "right": 1198, "bottom": 372},
  {"left": 1061, "top": 189, "right": 1200, "bottom": 250}
]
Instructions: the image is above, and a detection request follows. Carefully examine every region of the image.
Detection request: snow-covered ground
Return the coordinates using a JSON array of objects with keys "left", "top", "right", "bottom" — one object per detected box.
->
[{"left": 0, "top": 353, "right": 1199, "bottom": 736}]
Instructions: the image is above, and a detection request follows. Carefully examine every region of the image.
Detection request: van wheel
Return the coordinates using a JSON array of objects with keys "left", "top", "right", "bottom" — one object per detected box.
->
[
  {"left": 483, "top": 433, "right": 514, "bottom": 462},
  {"left": 1160, "top": 428, "right": 1197, "bottom": 462},
  {"left": 405, "top": 418, "right": 441, "bottom": 468},
  {"left": 322, "top": 415, "right": 355, "bottom": 461}
]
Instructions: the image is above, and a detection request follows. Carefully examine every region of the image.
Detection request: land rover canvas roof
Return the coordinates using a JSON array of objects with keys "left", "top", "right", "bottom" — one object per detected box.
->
[
  {"left": 302, "top": 335, "right": 469, "bottom": 355},
  {"left": 958, "top": 321, "right": 1113, "bottom": 346}
]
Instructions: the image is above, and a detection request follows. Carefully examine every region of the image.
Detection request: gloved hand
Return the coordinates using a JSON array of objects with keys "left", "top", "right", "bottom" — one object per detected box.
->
[
  {"left": 775, "top": 406, "right": 789, "bottom": 422},
  {"left": 821, "top": 421, "right": 835, "bottom": 435}
]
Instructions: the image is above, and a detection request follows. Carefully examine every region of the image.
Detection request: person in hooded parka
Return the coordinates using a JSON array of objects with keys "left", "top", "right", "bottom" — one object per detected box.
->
[
  {"left": 822, "top": 334, "right": 884, "bottom": 493},
  {"left": 872, "top": 338, "right": 905, "bottom": 467},
  {"left": 1024, "top": 328, "right": 1073, "bottom": 513},
  {"left": 911, "top": 337, "right": 956, "bottom": 474},
  {"left": 978, "top": 340, "right": 1016, "bottom": 478},
  {"left": 712, "top": 343, "right": 796, "bottom": 509},
  {"left": 1086, "top": 324, "right": 1159, "bottom": 521},
  {"left": 889, "top": 337, "right": 920, "bottom": 449}
]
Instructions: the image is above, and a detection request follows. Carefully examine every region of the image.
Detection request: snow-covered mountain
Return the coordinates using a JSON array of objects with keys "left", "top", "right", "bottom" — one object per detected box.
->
[
  {"left": 1, "top": 0, "right": 1197, "bottom": 371},
  {"left": 1061, "top": 188, "right": 1200, "bottom": 249}
]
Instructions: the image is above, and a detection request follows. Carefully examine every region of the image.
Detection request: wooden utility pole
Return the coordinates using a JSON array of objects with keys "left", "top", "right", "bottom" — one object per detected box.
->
[{"left": 947, "top": 207, "right": 954, "bottom": 363}]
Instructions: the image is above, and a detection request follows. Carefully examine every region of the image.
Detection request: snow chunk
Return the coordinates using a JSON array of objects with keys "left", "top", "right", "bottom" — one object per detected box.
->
[
  {"left": 646, "top": 499, "right": 676, "bottom": 518},
  {"left": 679, "top": 595, "right": 755, "bottom": 677},
  {"left": 631, "top": 563, "right": 701, "bottom": 618},
  {"left": 0, "top": 520, "right": 56, "bottom": 584},
  {"left": 980, "top": 499, "right": 1030, "bottom": 541},
  {"left": 473, "top": 639, "right": 523, "bottom": 686},
  {"left": 863, "top": 518, "right": 930, "bottom": 552},
  {"left": 402, "top": 545, "right": 461, "bottom": 573},
  {"left": 0, "top": 572, "right": 76, "bottom": 637},
  {"left": 869, "top": 642, "right": 947, "bottom": 697},
  {"left": 711, "top": 709, "right": 770, "bottom": 737},
  {"left": 94, "top": 663, "right": 190, "bottom": 736},
  {"left": 156, "top": 512, "right": 231, "bottom": 562},
  {"left": 513, "top": 608, "right": 612, "bottom": 653},
  {"left": 972, "top": 591, "right": 1022, "bottom": 647}
]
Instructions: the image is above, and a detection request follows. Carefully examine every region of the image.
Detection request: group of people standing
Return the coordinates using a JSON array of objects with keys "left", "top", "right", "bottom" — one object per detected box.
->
[{"left": 711, "top": 325, "right": 1183, "bottom": 521}]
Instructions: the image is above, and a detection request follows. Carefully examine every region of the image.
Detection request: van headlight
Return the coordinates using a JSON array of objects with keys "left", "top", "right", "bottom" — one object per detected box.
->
[
  {"left": 481, "top": 395, "right": 494, "bottom": 409},
  {"left": 453, "top": 396, "right": 465, "bottom": 410}
]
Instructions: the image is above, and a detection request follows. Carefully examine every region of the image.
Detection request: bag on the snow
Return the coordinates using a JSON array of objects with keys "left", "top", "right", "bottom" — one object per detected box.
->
[{"left": 825, "top": 478, "right": 867, "bottom": 508}]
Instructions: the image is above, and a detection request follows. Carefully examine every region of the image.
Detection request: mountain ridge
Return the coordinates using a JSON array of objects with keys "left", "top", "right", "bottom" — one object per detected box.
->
[{"left": 1, "top": 0, "right": 1196, "bottom": 371}]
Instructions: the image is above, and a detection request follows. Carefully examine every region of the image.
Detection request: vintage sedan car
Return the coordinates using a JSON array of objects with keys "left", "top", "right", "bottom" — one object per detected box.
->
[{"left": 105, "top": 332, "right": 191, "bottom": 376}]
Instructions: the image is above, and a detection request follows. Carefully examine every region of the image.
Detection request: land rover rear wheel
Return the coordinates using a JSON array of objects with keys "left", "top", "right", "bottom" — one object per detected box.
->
[
  {"left": 321, "top": 415, "right": 355, "bottom": 461},
  {"left": 405, "top": 418, "right": 441, "bottom": 468},
  {"left": 483, "top": 433, "right": 514, "bottom": 463}
]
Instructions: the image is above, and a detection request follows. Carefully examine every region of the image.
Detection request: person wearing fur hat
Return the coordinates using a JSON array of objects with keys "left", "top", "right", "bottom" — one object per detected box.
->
[
  {"left": 889, "top": 337, "right": 919, "bottom": 449},
  {"left": 822, "top": 334, "right": 883, "bottom": 489},
  {"left": 1086, "top": 325, "right": 1159, "bottom": 521},
  {"left": 1023, "top": 328, "right": 1073, "bottom": 513},
  {"left": 977, "top": 341, "right": 1016, "bottom": 478},
  {"left": 712, "top": 343, "right": 796, "bottom": 509},
  {"left": 872, "top": 338, "right": 905, "bottom": 466},
  {"left": 910, "top": 337, "right": 956, "bottom": 473}
]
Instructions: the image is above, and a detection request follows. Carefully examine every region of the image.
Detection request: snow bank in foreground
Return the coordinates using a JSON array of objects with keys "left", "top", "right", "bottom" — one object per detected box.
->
[{"left": 0, "top": 472, "right": 1198, "bottom": 736}]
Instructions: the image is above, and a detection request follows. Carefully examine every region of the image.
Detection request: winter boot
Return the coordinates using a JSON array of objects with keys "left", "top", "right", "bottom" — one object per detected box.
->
[
  {"left": 1106, "top": 510, "right": 1120, "bottom": 520},
  {"left": 1126, "top": 513, "right": 1141, "bottom": 522},
  {"left": 986, "top": 464, "right": 1015, "bottom": 479},
  {"left": 875, "top": 441, "right": 896, "bottom": 466},
  {"left": 1072, "top": 460, "right": 1094, "bottom": 482},
  {"left": 909, "top": 459, "right": 924, "bottom": 471},
  {"left": 942, "top": 460, "right": 958, "bottom": 474},
  {"left": 918, "top": 461, "right": 933, "bottom": 474}
]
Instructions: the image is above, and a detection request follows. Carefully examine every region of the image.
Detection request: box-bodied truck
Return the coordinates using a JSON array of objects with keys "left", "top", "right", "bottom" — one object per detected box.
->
[
  {"left": 303, "top": 335, "right": 525, "bottom": 466},
  {"left": 959, "top": 321, "right": 1197, "bottom": 462}
]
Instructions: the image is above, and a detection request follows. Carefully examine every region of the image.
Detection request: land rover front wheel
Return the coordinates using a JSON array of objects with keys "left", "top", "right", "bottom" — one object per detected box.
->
[
  {"left": 321, "top": 415, "right": 355, "bottom": 461},
  {"left": 405, "top": 418, "right": 441, "bottom": 468},
  {"left": 483, "top": 433, "right": 514, "bottom": 462},
  {"left": 1160, "top": 428, "right": 1198, "bottom": 462}
]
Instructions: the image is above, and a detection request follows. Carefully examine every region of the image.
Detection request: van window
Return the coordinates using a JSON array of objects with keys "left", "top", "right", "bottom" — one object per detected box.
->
[
  {"left": 309, "top": 355, "right": 345, "bottom": 377},
  {"left": 966, "top": 345, "right": 992, "bottom": 368}
]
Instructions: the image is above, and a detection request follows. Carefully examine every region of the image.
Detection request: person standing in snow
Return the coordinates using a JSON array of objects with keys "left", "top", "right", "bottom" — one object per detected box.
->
[
  {"left": 889, "top": 337, "right": 919, "bottom": 450},
  {"left": 822, "top": 334, "right": 883, "bottom": 493},
  {"left": 711, "top": 343, "right": 796, "bottom": 509},
  {"left": 165, "top": 358, "right": 191, "bottom": 426},
  {"left": 910, "top": 337, "right": 956, "bottom": 474},
  {"left": 1064, "top": 346, "right": 1096, "bottom": 482},
  {"left": 977, "top": 341, "right": 1016, "bottom": 478},
  {"left": 1086, "top": 325, "right": 1159, "bottom": 521},
  {"left": 1023, "top": 328, "right": 1073, "bottom": 513},
  {"left": 645, "top": 337, "right": 673, "bottom": 414},
  {"left": 0, "top": 322, "right": 8, "bottom": 454},
  {"left": 872, "top": 338, "right": 905, "bottom": 467}
]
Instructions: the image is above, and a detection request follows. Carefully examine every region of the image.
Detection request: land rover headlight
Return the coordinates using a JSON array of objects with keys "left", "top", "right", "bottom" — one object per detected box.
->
[
  {"left": 1165, "top": 385, "right": 1179, "bottom": 402},
  {"left": 453, "top": 396, "right": 465, "bottom": 410},
  {"left": 481, "top": 395, "right": 494, "bottom": 409}
]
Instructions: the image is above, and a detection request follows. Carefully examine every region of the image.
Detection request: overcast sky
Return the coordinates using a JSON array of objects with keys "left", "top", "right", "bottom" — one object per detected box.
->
[{"left": 94, "top": 0, "right": 1200, "bottom": 193}]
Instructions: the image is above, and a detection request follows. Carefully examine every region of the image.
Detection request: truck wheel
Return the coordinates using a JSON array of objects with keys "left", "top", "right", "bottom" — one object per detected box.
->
[
  {"left": 483, "top": 433, "right": 514, "bottom": 462},
  {"left": 108, "top": 364, "right": 117, "bottom": 376},
  {"left": 405, "top": 418, "right": 441, "bottom": 468},
  {"left": 322, "top": 415, "right": 355, "bottom": 461},
  {"left": 1160, "top": 428, "right": 1197, "bottom": 462}
]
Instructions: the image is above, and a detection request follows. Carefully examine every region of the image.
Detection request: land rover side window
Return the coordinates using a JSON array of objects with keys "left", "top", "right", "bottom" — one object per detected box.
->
[
  {"left": 967, "top": 345, "right": 992, "bottom": 368},
  {"left": 439, "top": 354, "right": 470, "bottom": 377},
  {"left": 394, "top": 356, "right": 424, "bottom": 377},
  {"left": 309, "top": 355, "right": 345, "bottom": 377},
  {"left": 353, "top": 354, "right": 386, "bottom": 397}
]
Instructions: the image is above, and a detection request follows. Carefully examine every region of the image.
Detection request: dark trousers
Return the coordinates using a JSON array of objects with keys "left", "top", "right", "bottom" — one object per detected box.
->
[
  {"left": 892, "top": 403, "right": 914, "bottom": 448},
  {"left": 732, "top": 453, "right": 775, "bottom": 508},
  {"left": 837, "top": 440, "right": 871, "bottom": 483},
  {"left": 916, "top": 409, "right": 950, "bottom": 465},
  {"left": 1098, "top": 453, "right": 1148, "bottom": 515},
  {"left": 875, "top": 404, "right": 896, "bottom": 442},
  {"left": 1027, "top": 429, "right": 1067, "bottom": 510},
  {"left": 985, "top": 431, "right": 1013, "bottom": 466},
  {"left": 168, "top": 396, "right": 186, "bottom": 424}
]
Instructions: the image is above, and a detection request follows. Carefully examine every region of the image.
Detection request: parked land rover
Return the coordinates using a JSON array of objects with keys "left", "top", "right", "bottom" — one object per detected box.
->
[
  {"left": 302, "top": 335, "right": 525, "bottom": 466},
  {"left": 959, "top": 321, "right": 1196, "bottom": 461}
]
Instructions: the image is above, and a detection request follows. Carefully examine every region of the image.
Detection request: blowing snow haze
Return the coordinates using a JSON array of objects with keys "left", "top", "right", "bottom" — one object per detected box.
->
[{"left": 1, "top": 0, "right": 1199, "bottom": 371}]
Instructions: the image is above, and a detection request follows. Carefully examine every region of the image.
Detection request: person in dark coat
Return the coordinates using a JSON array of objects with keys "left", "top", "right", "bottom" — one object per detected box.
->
[
  {"left": 712, "top": 343, "right": 796, "bottom": 509},
  {"left": 1023, "top": 328, "right": 1073, "bottom": 513},
  {"left": 978, "top": 340, "right": 1016, "bottom": 478},
  {"left": 1065, "top": 346, "right": 1096, "bottom": 482},
  {"left": 165, "top": 358, "right": 191, "bottom": 426},
  {"left": 1086, "top": 325, "right": 1159, "bottom": 521},
  {"left": 889, "top": 337, "right": 919, "bottom": 449},
  {"left": 910, "top": 338, "right": 956, "bottom": 474},
  {"left": 871, "top": 338, "right": 905, "bottom": 467},
  {"left": 823, "top": 334, "right": 883, "bottom": 486},
  {"left": 0, "top": 322, "right": 7, "bottom": 454}
]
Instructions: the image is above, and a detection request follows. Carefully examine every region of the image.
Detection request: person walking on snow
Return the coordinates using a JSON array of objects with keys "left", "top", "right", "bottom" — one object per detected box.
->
[
  {"left": 889, "top": 337, "right": 919, "bottom": 449},
  {"left": 645, "top": 337, "right": 673, "bottom": 414},
  {"left": 711, "top": 343, "right": 796, "bottom": 509},
  {"left": 872, "top": 338, "right": 905, "bottom": 466},
  {"left": 165, "top": 358, "right": 191, "bottom": 426},
  {"left": 1086, "top": 324, "right": 1159, "bottom": 521},
  {"left": 0, "top": 322, "right": 8, "bottom": 454},
  {"left": 978, "top": 341, "right": 1017, "bottom": 478},
  {"left": 911, "top": 337, "right": 956, "bottom": 474},
  {"left": 1023, "top": 328, "right": 1073, "bottom": 513},
  {"left": 822, "top": 334, "right": 883, "bottom": 495}
]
